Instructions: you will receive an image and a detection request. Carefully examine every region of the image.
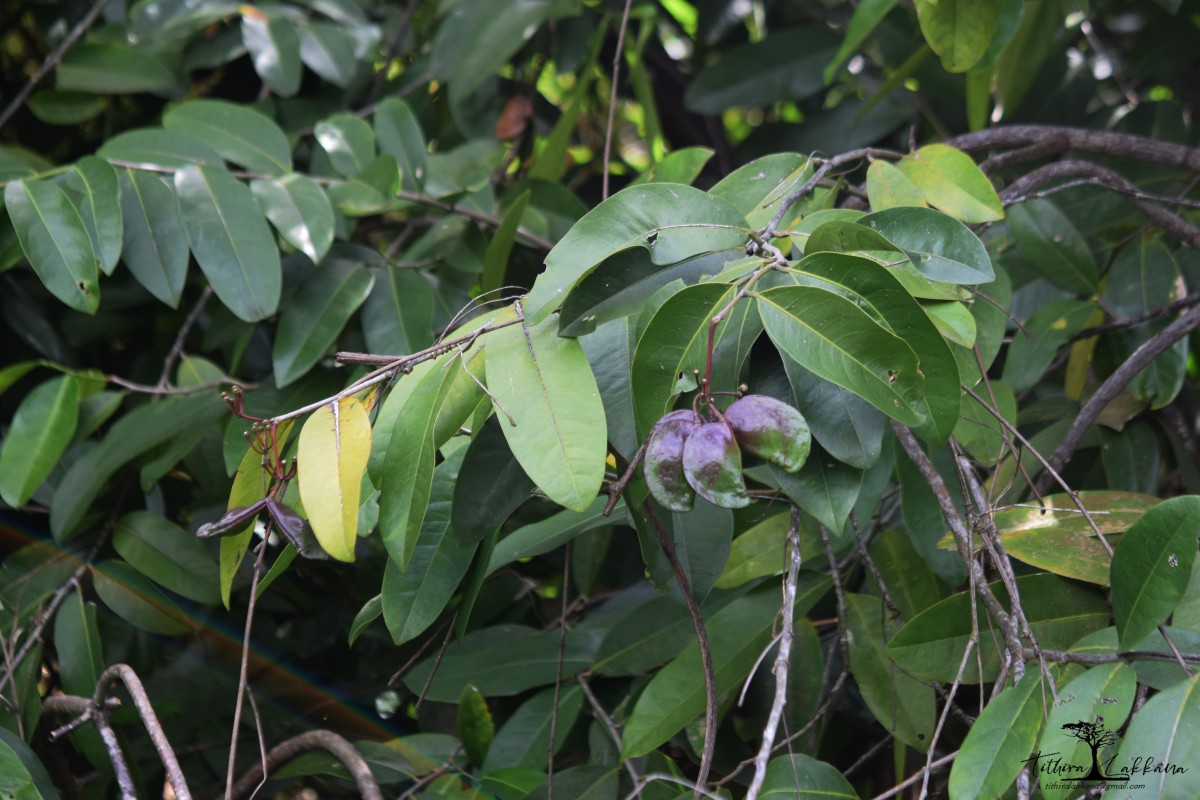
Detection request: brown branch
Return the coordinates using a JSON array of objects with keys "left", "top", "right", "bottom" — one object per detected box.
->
[
  {"left": 765, "top": 147, "right": 905, "bottom": 236},
  {"left": 157, "top": 286, "right": 214, "bottom": 388},
  {"left": 0, "top": 0, "right": 109, "bottom": 131},
  {"left": 1031, "top": 647, "right": 1200, "bottom": 666},
  {"left": 547, "top": 542, "right": 570, "bottom": 800},
  {"left": 1072, "top": 292, "right": 1200, "bottom": 343},
  {"left": 92, "top": 664, "right": 192, "bottom": 800},
  {"left": 224, "top": 540, "right": 269, "bottom": 800},
  {"left": 641, "top": 499, "right": 716, "bottom": 800},
  {"left": 1034, "top": 304, "right": 1200, "bottom": 496},
  {"left": 999, "top": 160, "right": 1200, "bottom": 249},
  {"left": 227, "top": 730, "right": 383, "bottom": 800},
  {"left": 948, "top": 125, "right": 1200, "bottom": 173},
  {"left": 891, "top": 422, "right": 1024, "bottom": 662}
]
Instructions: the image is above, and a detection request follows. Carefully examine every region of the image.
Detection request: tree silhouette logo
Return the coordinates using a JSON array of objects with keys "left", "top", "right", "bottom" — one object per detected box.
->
[{"left": 1060, "top": 717, "right": 1130, "bottom": 782}]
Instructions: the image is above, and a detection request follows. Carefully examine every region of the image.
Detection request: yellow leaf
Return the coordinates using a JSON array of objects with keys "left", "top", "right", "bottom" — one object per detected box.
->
[{"left": 297, "top": 397, "right": 371, "bottom": 562}]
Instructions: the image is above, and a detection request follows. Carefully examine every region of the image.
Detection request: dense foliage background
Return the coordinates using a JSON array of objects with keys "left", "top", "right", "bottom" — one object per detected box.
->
[{"left": 3, "top": 0, "right": 1200, "bottom": 798}]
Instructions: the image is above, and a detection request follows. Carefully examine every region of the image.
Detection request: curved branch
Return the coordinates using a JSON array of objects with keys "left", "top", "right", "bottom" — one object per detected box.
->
[
  {"left": 94, "top": 664, "right": 192, "bottom": 800},
  {"left": 1034, "top": 304, "right": 1200, "bottom": 496},
  {"left": 227, "top": 730, "right": 383, "bottom": 800},
  {"left": 999, "top": 159, "right": 1200, "bottom": 249},
  {"left": 948, "top": 125, "right": 1200, "bottom": 173}
]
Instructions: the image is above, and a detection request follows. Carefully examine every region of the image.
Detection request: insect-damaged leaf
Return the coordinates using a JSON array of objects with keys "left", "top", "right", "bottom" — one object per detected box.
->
[{"left": 297, "top": 396, "right": 372, "bottom": 562}]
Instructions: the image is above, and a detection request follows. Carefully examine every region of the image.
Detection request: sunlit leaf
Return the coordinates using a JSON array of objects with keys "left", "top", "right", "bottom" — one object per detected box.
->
[{"left": 297, "top": 396, "right": 372, "bottom": 561}]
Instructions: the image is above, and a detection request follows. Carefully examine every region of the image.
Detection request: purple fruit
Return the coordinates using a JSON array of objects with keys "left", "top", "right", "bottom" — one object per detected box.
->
[
  {"left": 724, "top": 394, "right": 811, "bottom": 473},
  {"left": 682, "top": 422, "right": 750, "bottom": 509},
  {"left": 643, "top": 410, "right": 701, "bottom": 512}
]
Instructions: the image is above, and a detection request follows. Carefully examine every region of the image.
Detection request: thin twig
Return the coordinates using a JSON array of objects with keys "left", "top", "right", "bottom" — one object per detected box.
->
[
  {"left": 0, "top": 0, "right": 109, "bottom": 131},
  {"left": 621, "top": 773, "right": 727, "bottom": 800},
  {"left": 225, "top": 540, "right": 270, "bottom": 800},
  {"left": 157, "top": 286, "right": 213, "bottom": 388},
  {"left": 547, "top": 542, "right": 571, "bottom": 799},
  {"left": 1071, "top": 292, "right": 1200, "bottom": 342},
  {"left": 764, "top": 148, "right": 905, "bottom": 236},
  {"left": 870, "top": 751, "right": 957, "bottom": 800},
  {"left": 949, "top": 125, "right": 1200, "bottom": 173},
  {"left": 1034, "top": 304, "right": 1200, "bottom": 496},
  {"left": 641, "top": 499, "right": 716, "bottom": 800},
  {"left": 745, "top": 506, "right": 804, "bottom": 800},
  {"left": 577, "top": 674, "right": 641, "bottom": 787},
  {"left": 603, "top": 0, "right": 635, "bottom": 200}
]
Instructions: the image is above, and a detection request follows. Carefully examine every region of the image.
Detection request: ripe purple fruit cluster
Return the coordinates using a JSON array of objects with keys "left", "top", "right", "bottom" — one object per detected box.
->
[{"left": 643, "top": 395, "right": 812, "bottom": 510}]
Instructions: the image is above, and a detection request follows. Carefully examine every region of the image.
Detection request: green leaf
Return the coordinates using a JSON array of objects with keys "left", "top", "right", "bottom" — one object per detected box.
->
[
  {"left": 915, "top": 0, "right": 999, "bottom": 73},
  {"left": 52, "top": 589, "right": 107, "bottom": 774},
  {"left": 250, "top": 173, "right": 335, "bottom": 263},
  {"left": 485, "top": 311, "right": 607, "bottom": 512},
  {"left": 164, "top": 99, "right": 292, "bottom": 175},
  {"left": 758, "top": 284, "right": 926, "bottom": 427},
  {"left": 559, "top": 250, "right": 730, "bottom": 338},
  {"left": 1038, "top": 663, "right": 1137, "bottom": 800},
  {"left": 382, "top": 450, "right": 475, "bottom": 645},
  {"left": 51, "top": 392, "right": 226, "bottom": 539},
  {"left": 348, "top": 595, "right": 381, "bottom": 646},
  {"left": 783, "top": 251, "right": 960, "bottom": 442},
  {"left": 589, "top": 588, "right": 695, "bottom": 677},
  {"left": 297, "top": 396, "right": 372, "bottom": 562},
  {"left": 175, "top": 164, "right": 282, "bottom": 322},
  {"left": 241, "top": 12, "right": 302, "bottom": 97},
  {"left": 621, "top": 578, "right": 831, "bottom": 757},
  {"left": 1111, "top": 495, "right": 1200, "bottom": 649},
  {"left": 361, "top": 266, "right": 435, "bottom": 355},
  {"left": 57, "top": 42, "right": 181, "bottom": 94},
  {"left": 1110, "top": 671, "right": 1200, "bottom": 799},
  {"left": 631, "top": 282, "right": 762, "bottom": 438},
  {"left": 629, "top": 147, "right": 714, "bottom": 187},
  {"left": 482, "top": 686, "right": 583, "bottom": 773},
  {"left": 452, "top": 417, "right": 534, "bottom": 547},
  {"left": 65, "top": 156, "right": 122, "bottom": 275},
  {"left": 894, "top": 145, "right": 1002, "bottom": 222},
  {"left": 524, "top": 184, "right": 747, "bottom": 324},
  {"left": 98, "top": 129, "right": 223, "bottom": 169},
  {"left": 888, "top": 574, "right": 1109, "bottom": 683},
  {"left": 684, "top": 28, "right": 839, "bottom": 114},
  {"left": 824, "top": 0, "right": 900, "bottom": 83},
  {"left": 380, "top": 358, "right": 465, "bottom": 568},
  {"left": 524, "top": 766, "right": 617, "bottom": 800},
  {"left": 374, "top": 98, "right": 427, "bottom": 191},
  {"left": 431, "top": 0, "right": 580, "bottom": 108},
  {"left": 487, "top": 496, "right": 614, "bottom": 574},
  {"left": 0, "top": 734, "right": 53, "bottom": 800},
  {"left": 845, "top": 593, "right": 936, "bottom": 751},
  {"left": 117, "top": 168, "right": 188, "bottom": 308},
  {"left": 326, "top": 153, "right": 399, "bottom": 216},
  {"left": 1104, "top": 239, "right": 1186, "bottom": 408},
  {"left": 860, "top": 206, "right": 994, "bottom": 284},
  {"left": 866, "top": 159, "right": 927, "bottom": 211},
  {"left": 316, "top": 114, "right": 376, "bottom": 177},
  {"left": 783, "top": 358, "right": 885, "bottom": 469},
  {"left": 709, "top": 153, "right": 812, "bottom": 229},
  {"left": 5, "top": 179, "right": 99, "bottom": 313},
  {"left": 457, "top": 685, "right": 494, "bottom": 767},
  {"left": 1007, "top": 199, "right": 1098, "bottom": 295},
  {"left": 948, "top": 675, "right": 1045, "bottom": 798},
  {"left": 272, "top": 261, "right": 374, "bottom": 387},
  {"left": 27, "top": 90, "right": 108, "bottom": 125},
  {"left": 760, "top": 754, "right": 857, "bottom": 798},
  {"left": 0, "top": 376, "right": 79, "bottom": 507},
  {"left": 867, "top": 530, "right": 946, "bottom": 620},
  {"left": 297, "top": 22, "right": 358, "bottom": 87},
  {"left": 112, "top": 511, "right": 220, "bottom": 604},
  {"left": 403, "top": 625, "right": 595, "bottom": 702},
  {"left": 481, "top": 189, "right": 532, "bottom": 293},
  {"left": 715, "top": 511, "right": 819, "bottom": 589},
  {"left": 767, "top": 456, "right": 862, "bottom": 534},
  {"left": 93, "top": 559, "right": 191, "bottom": 636}
]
